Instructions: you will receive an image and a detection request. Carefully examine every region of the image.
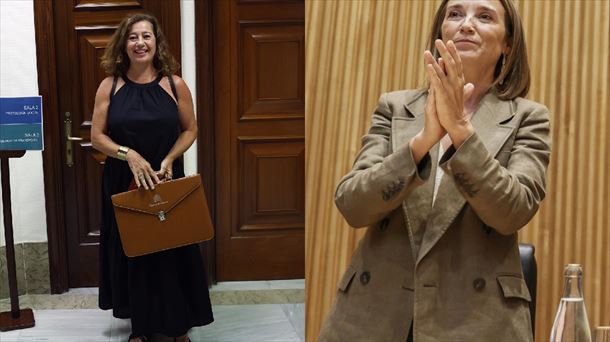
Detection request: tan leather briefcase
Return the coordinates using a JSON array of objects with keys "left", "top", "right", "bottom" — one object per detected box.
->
[{"left": 111, "top": 174, "right": 214, "bottom": 257}]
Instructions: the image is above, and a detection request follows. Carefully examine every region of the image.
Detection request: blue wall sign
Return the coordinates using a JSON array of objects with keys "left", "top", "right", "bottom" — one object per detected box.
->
[{"left": 0, "top": 96, "right": 44, "bottom": 151}]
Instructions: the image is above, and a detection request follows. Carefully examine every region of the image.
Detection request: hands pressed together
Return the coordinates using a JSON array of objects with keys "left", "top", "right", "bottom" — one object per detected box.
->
[
  {"left": 125, "top": 149, "right": 174, "bottom": 190},
  {"left": 411, "top": 39, "right": 476, "bottom": 162}
]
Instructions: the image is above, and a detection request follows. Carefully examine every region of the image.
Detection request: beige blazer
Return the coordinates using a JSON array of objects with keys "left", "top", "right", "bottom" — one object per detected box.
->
[{"left": 319, "top": 89, "right": 551, "bottom": 342}]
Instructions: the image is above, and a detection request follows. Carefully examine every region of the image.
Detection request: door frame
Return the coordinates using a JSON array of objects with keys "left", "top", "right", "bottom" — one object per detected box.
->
[
  {"left": 33, "top": 0, "right": 68, "bottom": 294},
  {"left": 195, "top": 0, "right": 217, "bottom": 285},
  {"left": 34, "top": 1, "right": 217, "bottom": 293}
]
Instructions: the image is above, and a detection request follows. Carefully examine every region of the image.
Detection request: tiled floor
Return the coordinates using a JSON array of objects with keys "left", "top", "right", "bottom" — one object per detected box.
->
[
  {"left": 0, "top": 281, "right": 304, "bottom": 342},
  {"left": 0, "top": 304, "right": 304, "bottom": 342}
]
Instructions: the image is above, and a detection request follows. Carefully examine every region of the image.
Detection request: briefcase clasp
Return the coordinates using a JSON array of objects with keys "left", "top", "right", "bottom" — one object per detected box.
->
[{"left": 157, "top": 211, "right": 166, "bottom": 222}]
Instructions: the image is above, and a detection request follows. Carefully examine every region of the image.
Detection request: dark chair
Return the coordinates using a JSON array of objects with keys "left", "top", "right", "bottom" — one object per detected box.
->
[{"left": 519, "top": 243, "right": 537, "bottom": 338}]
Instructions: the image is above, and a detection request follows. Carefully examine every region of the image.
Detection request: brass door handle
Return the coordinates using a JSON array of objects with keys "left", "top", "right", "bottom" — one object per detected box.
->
[{"left": 64, "top": 112, "right": 83, "bottom": 167}]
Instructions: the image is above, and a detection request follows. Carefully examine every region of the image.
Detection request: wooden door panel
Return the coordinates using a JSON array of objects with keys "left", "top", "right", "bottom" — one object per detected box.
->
[
  {"left": 69, "top": 146, "right": 104, "bottom": 283},
  {"left": 77, "top": 29, "right": 116, "bottom": 126},
  {"left": 240, "top": 21, "right": 305, "bottom": 119},
  {"left": 215, "top": 0, "right": 305, "bottom": 280},
  {"left": 228, "top": 235, "right": 304, "bottom": 279},
  {"left": 233, "top": 121, "right": 304, "bottom": 136},
  {"left": 64, "top": 12, "right": 124, "bottom": 287},
  {"left": 238, "top": 138, "right": 304, "bottom": 230},
  {"left": 74, "top": 0, "right": 142, "bottom": 8},
  {"left": 75, "top": 155, "right": 103, "bottom": 241}
]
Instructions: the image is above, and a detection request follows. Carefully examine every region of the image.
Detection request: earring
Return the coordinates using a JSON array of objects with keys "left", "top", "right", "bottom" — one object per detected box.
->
[{"left": 499, "top": 54, "right": 506, "bottom": 85}]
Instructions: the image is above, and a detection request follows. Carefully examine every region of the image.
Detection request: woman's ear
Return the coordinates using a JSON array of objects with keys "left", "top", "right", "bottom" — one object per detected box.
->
[{"left": 503, "top": 37, "right": 512, "bottom": 55}]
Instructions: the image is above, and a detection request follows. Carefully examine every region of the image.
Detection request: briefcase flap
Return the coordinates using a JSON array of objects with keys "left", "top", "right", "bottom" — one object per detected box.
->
[{"left": 111, "top": 175, "right": 200, "bottom": 217}]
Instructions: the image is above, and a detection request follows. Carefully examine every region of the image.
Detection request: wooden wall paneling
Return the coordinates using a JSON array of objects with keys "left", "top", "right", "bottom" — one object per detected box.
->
[
  {"left": 305, "top": 1, "right": 610, "bottom": 340},
  {"left": 515, "top": 0, "right": 610, "bottom": 338},
  {"left": 602, "top": 1, "right": 610, "bottom": 327}
]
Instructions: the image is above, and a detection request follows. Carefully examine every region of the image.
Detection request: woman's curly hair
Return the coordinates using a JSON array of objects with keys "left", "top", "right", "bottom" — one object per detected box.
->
[{"left": 100, "top": 13, "right": 179, "bottom": 76}]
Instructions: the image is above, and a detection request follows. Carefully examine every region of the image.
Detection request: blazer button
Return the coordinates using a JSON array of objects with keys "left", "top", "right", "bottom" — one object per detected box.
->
[
  {"left": 360, "top": 271, "right": 371, "bottom": 285},
  {"left": 473, "top": 278, "right": 486, "bottom": 291},
  {"left": 379, "top": 218, "right": 389, "bottom": 232}
]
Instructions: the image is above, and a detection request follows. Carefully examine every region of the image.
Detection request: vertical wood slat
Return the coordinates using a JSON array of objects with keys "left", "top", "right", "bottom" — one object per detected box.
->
[{"left": 306, "top": 1, "right": 610, "bottom": 340}]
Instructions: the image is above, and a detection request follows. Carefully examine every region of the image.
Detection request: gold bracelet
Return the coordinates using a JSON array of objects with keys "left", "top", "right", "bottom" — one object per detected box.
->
[{"left": 117, "top": 146, "right": 130, "bottom": 160}]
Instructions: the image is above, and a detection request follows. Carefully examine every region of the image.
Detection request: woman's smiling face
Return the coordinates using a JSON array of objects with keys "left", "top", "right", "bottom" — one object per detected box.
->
[{"left": 125, "top": 20, "right": 156, "bottom": 65}]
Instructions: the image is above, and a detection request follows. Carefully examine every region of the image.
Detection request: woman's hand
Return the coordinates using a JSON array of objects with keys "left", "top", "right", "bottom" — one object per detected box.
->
[
  {"left": 125, "top": 149, "right": 160, "bottom": 190},
  {"left": 427, "top": 39, "right": 475, "bottom": 147},
  {"left": 410, "top": 52, "right": 448, "bottom": 163},
  {"left": 423, "top": 52, "right": 447, "bottom": 144},
  {"left": 411, "top": 85, "right": 444, "bottom": 158},
  {"left": 157, "top": 157, "right": 174, "bottom": 182}
]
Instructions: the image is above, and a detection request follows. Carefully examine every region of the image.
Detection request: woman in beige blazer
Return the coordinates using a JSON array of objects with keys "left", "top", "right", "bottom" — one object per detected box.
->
[{"left": 319, "top": 0, "right": 551, "bottom": 341}]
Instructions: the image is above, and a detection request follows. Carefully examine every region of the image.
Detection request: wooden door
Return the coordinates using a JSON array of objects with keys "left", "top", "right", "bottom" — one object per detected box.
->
[
  {"left": 213, "top": 0, "right": 305, "bottom": 280},
  {"left": 53, "top": 0, "right": 181, "bottom": 287}
]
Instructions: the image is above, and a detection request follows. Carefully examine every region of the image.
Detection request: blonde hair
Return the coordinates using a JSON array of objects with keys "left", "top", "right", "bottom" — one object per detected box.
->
[
  {"left": 427, "top": 0, "right": 530, "bottom": 100},
  {"left": 100, "top": 13, "right": 179, "bottom": 76}
]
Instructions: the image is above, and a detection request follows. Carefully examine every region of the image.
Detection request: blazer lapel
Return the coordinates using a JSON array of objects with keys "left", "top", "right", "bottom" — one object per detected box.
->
[
  {"left": 392, "top": 92, "right": 431, "bottom": 260},
  {"left": 402, "top": 144, "right": 438, "bottom": 259},
  {"left": 416, "top": 93, "right": 516, "bottom": 265},
  {"left": 391, "top": 90, "right": 426, "bottom": 153}
]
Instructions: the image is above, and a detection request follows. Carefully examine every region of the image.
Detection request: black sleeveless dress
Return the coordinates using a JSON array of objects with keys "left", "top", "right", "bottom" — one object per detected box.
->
[{"left": 98, "top": 73, "right": 214, "bottom": 337}]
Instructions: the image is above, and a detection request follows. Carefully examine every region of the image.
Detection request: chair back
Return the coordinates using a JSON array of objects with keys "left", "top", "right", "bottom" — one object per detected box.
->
[{"left": 519, "top": 243, "right": 537, "bottom": 338}]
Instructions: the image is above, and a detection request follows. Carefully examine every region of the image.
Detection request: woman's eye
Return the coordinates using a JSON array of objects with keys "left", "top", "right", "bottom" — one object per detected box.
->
[
  {"left": 480, "top": 13, "right": 493, "bottom": 21},
  {"left": 128, "top": 36, "right": 137, "bottom": 41}
]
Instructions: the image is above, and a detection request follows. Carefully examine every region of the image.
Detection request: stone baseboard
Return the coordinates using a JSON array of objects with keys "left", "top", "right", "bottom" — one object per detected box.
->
[
  {"left": 0, "top": 242, "right": 50, "bottom": 299},
  {"left": 0, "top": 281, "right": 305, "bottom": 310}
]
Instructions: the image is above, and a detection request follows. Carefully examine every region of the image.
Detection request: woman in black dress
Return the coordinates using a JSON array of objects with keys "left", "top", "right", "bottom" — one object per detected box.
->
[{"left": 91, "top": 13, "right": 213, "bottom": 342}]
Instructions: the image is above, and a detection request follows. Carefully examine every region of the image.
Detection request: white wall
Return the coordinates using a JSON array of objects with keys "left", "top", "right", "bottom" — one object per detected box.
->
[
  {"left": 0, "top": 0, "right": 47, "bottom": 246},
  {"left": 181, "top": 0, "right": 198, "bottom": 176},
  {"left": 0, "top": 1, "right": 198, "bottom": 247}
]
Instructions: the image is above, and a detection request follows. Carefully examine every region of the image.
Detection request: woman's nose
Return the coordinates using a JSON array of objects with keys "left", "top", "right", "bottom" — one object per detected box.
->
[{"left": 460, "top": 16, "right": 475, "bottom": 32}]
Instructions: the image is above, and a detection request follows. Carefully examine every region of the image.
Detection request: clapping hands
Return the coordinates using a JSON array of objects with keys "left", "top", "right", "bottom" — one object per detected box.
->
[{"left": 423, "top": 39, "right": 476, "bottom": 148}]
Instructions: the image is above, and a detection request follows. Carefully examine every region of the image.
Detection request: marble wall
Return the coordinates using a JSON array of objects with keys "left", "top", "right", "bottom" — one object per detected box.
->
[{"left": 0, "top": 242, "right": 50, "bottom": 299}]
